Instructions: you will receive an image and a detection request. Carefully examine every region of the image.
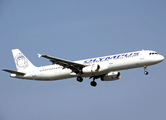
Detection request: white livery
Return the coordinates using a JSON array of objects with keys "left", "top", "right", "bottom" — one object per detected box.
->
[{"left": 3, "top": 49, "right": 164, "bottom": 87}]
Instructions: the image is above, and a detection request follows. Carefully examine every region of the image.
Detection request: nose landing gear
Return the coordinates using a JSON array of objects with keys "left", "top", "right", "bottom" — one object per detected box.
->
[{"left": 144, "top": 66, "right": 148, "bottom": 75}]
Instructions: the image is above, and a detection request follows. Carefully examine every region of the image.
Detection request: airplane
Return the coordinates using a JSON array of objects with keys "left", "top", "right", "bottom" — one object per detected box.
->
[{"left": 3, "top": 49, "right": 164, "bottom": 87}]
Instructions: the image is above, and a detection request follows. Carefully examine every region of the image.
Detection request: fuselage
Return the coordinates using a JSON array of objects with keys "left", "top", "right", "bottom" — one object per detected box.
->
[{"left": 12, "top": 50, "right": 164, "bottom": 81}]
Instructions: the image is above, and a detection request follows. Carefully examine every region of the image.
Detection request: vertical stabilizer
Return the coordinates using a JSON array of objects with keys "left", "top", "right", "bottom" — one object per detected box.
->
[{"left": 12, "top": 49, "right": 36, "bottom": 72}]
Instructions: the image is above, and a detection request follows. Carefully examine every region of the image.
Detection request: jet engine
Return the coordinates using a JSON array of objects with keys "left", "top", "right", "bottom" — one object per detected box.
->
[{"left": 101, "top": 71, "right": 121, "bottom": 81}]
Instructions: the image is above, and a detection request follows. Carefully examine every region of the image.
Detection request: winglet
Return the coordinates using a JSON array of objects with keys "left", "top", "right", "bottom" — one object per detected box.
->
[{"left": 38, "top": 54, "right": 42, "bottom": 58}]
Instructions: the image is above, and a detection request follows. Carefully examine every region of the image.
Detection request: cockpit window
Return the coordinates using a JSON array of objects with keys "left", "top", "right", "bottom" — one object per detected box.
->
[{"left": 149, "top": 52, "right": 158, "bottom": 55}]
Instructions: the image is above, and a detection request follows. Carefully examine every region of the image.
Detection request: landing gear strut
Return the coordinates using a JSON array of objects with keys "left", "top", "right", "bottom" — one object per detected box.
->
[
  {"left": 144, "top": 66, "right": 148, "bottom": 75},
  {"left": 76, "top": 71, "right": 83, "bottom": 82}
]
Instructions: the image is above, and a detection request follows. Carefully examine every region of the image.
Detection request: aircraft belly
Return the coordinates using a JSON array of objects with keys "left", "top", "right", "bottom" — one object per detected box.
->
[
  {"left": 108, "top": 59, "right": 143, "bottom": 71},
  {"left": 34, "top": 69, "right": 72, "bottom": 80}
]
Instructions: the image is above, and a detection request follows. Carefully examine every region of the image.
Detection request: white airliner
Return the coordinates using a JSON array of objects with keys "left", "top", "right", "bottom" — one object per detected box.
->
[{"left": 3, "top": 49, "right": 164, "bottom": 87}]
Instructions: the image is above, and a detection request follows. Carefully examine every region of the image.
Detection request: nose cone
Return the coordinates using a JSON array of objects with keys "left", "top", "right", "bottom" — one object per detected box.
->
[
  {"left": 157, "top": 55, "right": 164, "bottom": 63},
  {"left": 161, "top": 55, "right": 164, "bottom": 61}
]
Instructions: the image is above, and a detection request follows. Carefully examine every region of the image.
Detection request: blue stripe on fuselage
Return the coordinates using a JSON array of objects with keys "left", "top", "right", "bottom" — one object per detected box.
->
[{"left": 83, "top": 52, "right": 139, "bottom": 64}]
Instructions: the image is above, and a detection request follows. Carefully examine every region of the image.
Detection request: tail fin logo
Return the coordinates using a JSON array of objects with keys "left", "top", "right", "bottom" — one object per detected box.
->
[{"left": 15, "top": 53, "right": 29, "bottom": 69}]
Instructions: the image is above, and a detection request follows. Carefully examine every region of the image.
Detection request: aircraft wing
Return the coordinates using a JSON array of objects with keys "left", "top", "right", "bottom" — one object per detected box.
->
[
  {"left": 3, "top": 69, "right": 25, "bottom": 75},
  {"left": 38, "top": 54, "right": 85, "bottom": 73}
]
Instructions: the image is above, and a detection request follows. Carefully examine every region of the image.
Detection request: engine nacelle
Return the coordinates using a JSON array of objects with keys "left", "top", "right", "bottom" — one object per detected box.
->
[
  {"left": 82, "top": 64, "right": 100, "bottom": 74},
  {"left": 101, "top": 71, "right": 121, "bottom": 81}
]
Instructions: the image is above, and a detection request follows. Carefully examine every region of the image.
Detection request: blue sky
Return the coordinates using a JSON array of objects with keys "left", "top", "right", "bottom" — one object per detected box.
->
[{"left": 0, "top": 1, "right": 166, "bottom": 120}]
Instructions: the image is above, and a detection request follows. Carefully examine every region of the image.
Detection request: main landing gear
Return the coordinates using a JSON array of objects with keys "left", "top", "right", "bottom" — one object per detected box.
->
[
  {"left": 76, "top": 76, "right": 97, "bottom": 87},
  {"left": 77, "top": 76, "right": 83, "bottom": 82},
  {"left": 89, "top": 76, "right": 98, "bottom": 87},
  {"left": 77, "top": 72, "right": 83, "bottom": 82},
  {"left": 144, "top": 66, "right": 148, "bottom": 75},
  {"left": 76, "top": 69, "right": 97, "bottom": 87},
  {"left": 90, "top": 80, "right": 97, "bottom": 87}
]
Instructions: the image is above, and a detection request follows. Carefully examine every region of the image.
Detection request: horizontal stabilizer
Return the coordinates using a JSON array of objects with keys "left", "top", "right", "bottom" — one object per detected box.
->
[{"left": 2, "top": 69, "right": 25, "bottom": 75}]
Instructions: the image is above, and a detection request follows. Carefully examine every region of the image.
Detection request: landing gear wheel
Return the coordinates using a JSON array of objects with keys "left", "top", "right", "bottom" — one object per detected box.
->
[
  {"left": 77, "top": 76, "right": 83, "bottom": 82},
  {"left": 90, "top": 81, "right": 97, "bottom": 87},
  {"left": 144, "top": 71, "right": 148, "bottom": 75}
]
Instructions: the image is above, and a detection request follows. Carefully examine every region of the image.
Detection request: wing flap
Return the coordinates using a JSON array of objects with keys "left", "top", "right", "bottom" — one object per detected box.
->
[{"left": 3, "top": 69, "right": 25, "bottom": 75}]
